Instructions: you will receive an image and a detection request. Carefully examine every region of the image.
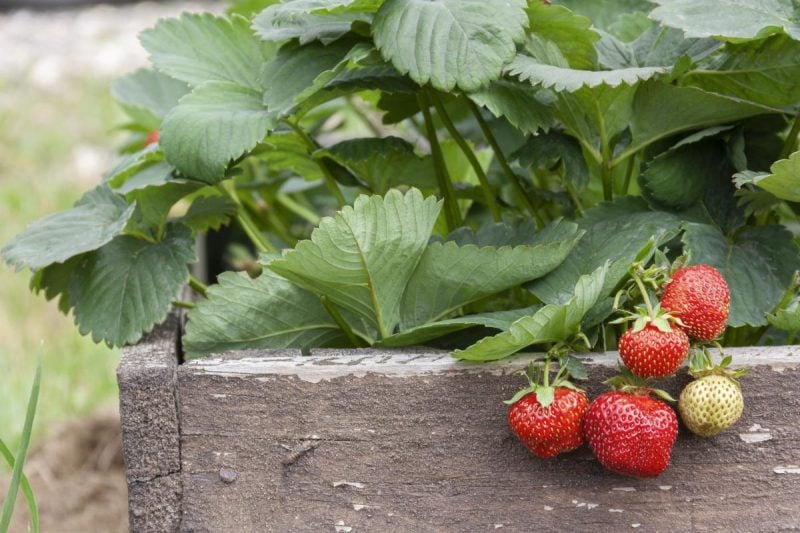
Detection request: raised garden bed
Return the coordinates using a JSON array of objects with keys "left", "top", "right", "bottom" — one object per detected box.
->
[{"left": 119, "top": 317, "right": 800, "bottom": 532}]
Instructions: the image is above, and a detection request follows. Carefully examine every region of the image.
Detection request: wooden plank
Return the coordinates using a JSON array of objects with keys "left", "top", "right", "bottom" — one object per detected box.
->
[
  {"left": 118, "top": 314, "right": 182, "bottom": 532},
  {"left": 176, "top": 346, "right": 800, "bottom": 532}
]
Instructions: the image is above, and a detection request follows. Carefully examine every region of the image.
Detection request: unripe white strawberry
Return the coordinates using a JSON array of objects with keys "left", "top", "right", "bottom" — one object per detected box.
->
[{"left": 678, "top": 374, "right": 743, "bottom": 437}]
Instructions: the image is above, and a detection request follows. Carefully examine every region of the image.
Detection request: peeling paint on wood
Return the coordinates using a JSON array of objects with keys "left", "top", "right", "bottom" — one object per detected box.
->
[{"left": 120, "top": 321, "right": 800, "bottom": 532}]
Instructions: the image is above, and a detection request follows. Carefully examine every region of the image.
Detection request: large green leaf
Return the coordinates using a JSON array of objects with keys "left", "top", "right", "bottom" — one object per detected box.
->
[
  {"left": 528, "top": 197, "right": 682, "bottom": 304},
  {"left": 639, "top": 137, "right": 729, "bottom": 210},
  {"left": 372, "top": 0, "right": 527, "bottom": 91},
  {"left": 682, "top": 223, "right": 800, "bottom": 327},
  {"left": 140, "top": 13, "right": 270, "bottom": 90},
  {"left": 262, "top": 40, "right": 368, "bottom": 116},
  {"left": 252, "top": 0, "right": 372, "bottom": 44},
  {"left": 515, "top": 131, "right": 589, "bottom": 190},
  {"left": 104, "top": 145, "right": 165, "bottom": 190},
  {"left": 453, "top": 265, "right": 608, "bottom": 361},
  {"left": 526, "top": 2, "right": 599, "bottom": 69},
  {"left": 734, "top": 151, "right": 800, "bottom": 202},
  {"left": 596, "top": 25, "right": 721, "bottom": 72},
  {"left": 509, "top": 53, "right": 665, "bottom": 92},
  {"left": 160, "top": 81, "right": 277, "bottom": 183},
  {"left": 553, "top": 0, "right": 652, "bottom": 31},
  {"left": 269, "top": 189, "right": 441, "bottom": 339},
  {"left": 183, "top": 270, "right": 346, "bottom": 358},
  {"left": 445, "top": 218, "right": 575, "bottom": 248},
  {"left": 125, "top": 181, "right": 203, "bottom": 231},
  {"left": 70, "top": 223, "right": 196, "bottom": 347},
  {"left": 179, "top": 195, "right": 238, "bottom": 233},
  {"left": 2, "top": 186, "right": 135, "bottom": 271},
  {"left": 111, "top": 68, "right": 190, "bottom": 128},
  {"left": 627, "top": 82, "right": 775, "bottom": 159},
  {"left": 650, "top": 0, "right": 800, "bottom": 41},
  {"left": 681, "top": 35, "right": 800, "bottom": 108},
  {"left": 29, "top": 255, "right": 84, "bottom": 314},
  {"left": 769, "top": 297, "right": 800, "bottom": 332},
  {"left": 467, "top": 79, "right": 554, "bottom": 136},
  {"left": 400, "top": 220, "right": 582, "bottom": 329},
  {"left": 379, "top": 305, "right": 541, "bottom": 347},
  {"left": 313, "top": 136, "right": 435, "bottom": 193}
]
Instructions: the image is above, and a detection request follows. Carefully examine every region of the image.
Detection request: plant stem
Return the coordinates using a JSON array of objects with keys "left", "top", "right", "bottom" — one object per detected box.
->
[
  {"left": 466, "top": 99, "right": 545, "bottom": 227},
  {"left": 631, "top": 270, "right": 655, "bottom": 319},
  {"left": 188, "top": 274, "right": 208, "bottom": 298},
  {"left": 285, "top": 120, "right": 347, "bottom": 208},
  {"left": 428, "top": 91, "right": 501, "bottom": 222},
  {"left": 172, "top": 300, "right": 197, "bottom": 309},
  {"left": 219, "top": 182, "right": 275, "bottom": 253},
  {"left": 565, "top": 183, "right": 586, "bottom": 217},
  {"left": 347, "top": 96, "right": 383, "bottom": 137},
  {"left": 321, "top": 295, "right": 366, "bottom": 347},
  {"left": 622, "top": 153, "right": 637, "bottom": 196},
  {"left": 780, "top": 113, "right": 800, "bottom": 160},
  {"left": 276, "top": 193, "right": 321, "bottom": 225},
  {"left": 543, "top": 355, "right": 551, "bottom": 388},
  {"left": 417, "top": 91, "right": 462, "bottom": 230}
]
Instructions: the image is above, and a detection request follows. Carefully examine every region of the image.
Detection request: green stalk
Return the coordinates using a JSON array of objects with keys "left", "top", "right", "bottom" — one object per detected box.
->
[
  {"left": 188, "top": 274, "right": 208, "bottom": 298},
  {"left": 321, "top": 296, "right": 367, "bottom": 347},
  {"left": 0, "top": 439, "right": 38, "bottom": 533},
  {"left": 779, "top": 112, "right": 800, "bottom": 160},
  {"left": 219, "top": 182, "right": 275, "bottom": 253},
  {"left": 172, "top": 300, "right": 197, "bottom": 309},
  {"left": 428, "top": 91, "right": 501, "bottom": 221},
  {"left": 621, "top": 153, "right": 637, "bottom": 196},
  {"left": 346, "top": 96, "right": 382, "bottom": 137},
  {"left": 276, "top": 193, "right": 321, "bottom": 226},
  {"left": 1, "top": 355, "right": 40, "bottom": 533},
  {"left": 417, "top": 91, "right": 463, "bottom": 230},
  {"left": 566, "top": 183, "right": 586, "bottom": 217},
  {"left": 466, "top": 99, "right": 545, "bottom": 227},
  {"left": 286, "top": 120, "right": 347, "bottom": 208},
  {"left": 631, "top": 270, "right": 655, "bottom": 319}
]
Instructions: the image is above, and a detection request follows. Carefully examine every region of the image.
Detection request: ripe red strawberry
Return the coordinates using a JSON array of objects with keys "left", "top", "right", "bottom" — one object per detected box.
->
[
  {"left": 144, "top": 130, "right": 160, "bottom": 146},
  {"left": 618, "top": 323, "right": 689, "bottom": 378},
  {"left": 583, "top": 390, "right": 678, "bottom": 478},
  {"left": 508, "top": 387, "right": 589, "bottom": 458},
  {"left": 661, "top": 264, "right": 730, "bottom": 341}
]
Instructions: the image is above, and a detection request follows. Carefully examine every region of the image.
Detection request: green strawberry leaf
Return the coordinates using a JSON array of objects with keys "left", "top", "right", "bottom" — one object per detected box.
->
[
  {"left": 125, "top": 181, "right": 203, "bottom": 232},
  {"left": 734, "top": 150, "right": 800, "bottom": 202},
  {"left": 70, "top": 223, "right": 196, "bottom": 347},
  {"left": 140, "top": 13, "right": 270, "bottom": 90},
  {"left": 111, "top": 68, "right": 191, "bottom": 129},
  {"left": 400, "top": 220, "right": 582, "bottom": 329},
  {"left": 103, "top": 145, "right": 165, "bottom": 190},
  {"left": 514, "top": 131, "right": 589, "bottom": 190},
  {"left": 179, "top": 195, "right": 238, "bottom": 233},
  {"left": 553, "top": 0, "right": 652, "bottom": 32},
  {"left": 768, "top": 297, "right": 800, "bottom": 332},
  {"left": 372, "top": 0, "right": 528, "bottom": 91},
  {"left": 313, "top": 136, "right": 436, "bottom": 193},
  {"left": 682, "top": 223, "right": 800, "bottom": 327},
  {"left": 650, "top": 0, "right": 800, "bottom": 41},
  {"left": 526, "top": 2, "right": 599, "bottom": 70},
  {"left": 269, "top": 189, "right": 441, "bottom": 339},
  {"left": 2, "top": 185, "right": 136, "bottom": 271},
  {"left": 252, "top": 0, "right": 373, "bottom": 45},
  {"left": 160, "top": 81, "right": 277, "bottom": 183},
  {"left": 681, "top": 35, "right": 800, "bottom": 108},
  {"left": 453, "top": 264, "right": 608, "bottom": 361},
  {"left": 378, "top": 305, "right": 541, "bottom": 348},
  {"left": 29, "top": 255, "right": 85, "bottom": 314},
  {"left": 183, "top": 269, "right": 347, "bottom": 358},
  {"left": 528, "top": 197, "right": 683, "bottom": 305},
  {"left": 467, "top": 79, "right": 554, "bottom": 136}
]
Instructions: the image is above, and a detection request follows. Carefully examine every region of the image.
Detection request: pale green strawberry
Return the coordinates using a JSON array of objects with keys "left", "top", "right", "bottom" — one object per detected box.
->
[{"left": 678, "top": 374, "right": 743, "bottom": 437}]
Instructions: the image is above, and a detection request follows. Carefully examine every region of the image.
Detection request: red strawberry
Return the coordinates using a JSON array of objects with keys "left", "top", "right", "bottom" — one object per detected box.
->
[
  {"left": 618, "top": 323, "right": 689, "bottom": 378},
  {"left": 583, "top": 390, "right": 678, "bottom": 478},
  {"left": 508, "top": 387, "right": 589, "bottom": 458},
  {"left": 661, "top": 264, "right": 730, "bottom": 341},
  {"left": 144, "top": 130, "right": 160, "bottom": 146}
]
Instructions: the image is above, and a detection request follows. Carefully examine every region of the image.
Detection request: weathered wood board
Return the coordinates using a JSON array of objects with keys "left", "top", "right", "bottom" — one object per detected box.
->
[{"left": 119, "top": 320, "right": 800, "bottom": 532}]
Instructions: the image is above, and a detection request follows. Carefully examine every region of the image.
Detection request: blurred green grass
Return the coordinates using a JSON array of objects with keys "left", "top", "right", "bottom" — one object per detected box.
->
[{"left": 0, "top": 74, "right": 126, "bottom": 455}]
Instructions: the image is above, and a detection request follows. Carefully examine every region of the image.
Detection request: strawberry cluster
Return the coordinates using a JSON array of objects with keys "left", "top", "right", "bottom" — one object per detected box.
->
[{"left": 507, "top": 264, "right": 744, "bottom": 478}]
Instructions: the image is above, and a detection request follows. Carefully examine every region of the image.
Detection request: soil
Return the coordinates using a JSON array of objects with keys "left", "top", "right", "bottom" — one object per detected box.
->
[{"left": 0, "top": 409, "right": 128, "bottom": 532}]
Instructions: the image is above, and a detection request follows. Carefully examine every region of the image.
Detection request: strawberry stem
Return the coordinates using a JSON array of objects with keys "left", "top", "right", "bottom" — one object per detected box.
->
[{"left": 630, "top": 268, "right": 656, "bottom": 319}]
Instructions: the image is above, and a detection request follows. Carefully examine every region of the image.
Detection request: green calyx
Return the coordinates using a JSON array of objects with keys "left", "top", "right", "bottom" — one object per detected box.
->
[
  {"left": 504, "top": 349, "right": 587, "bottom": 408},
  {"left": 687, "top": 345, "right": 748, "bottom": 383},
  {"left": 603, "top": 365, "right": 677, "bottom": 402},
  {"left": 612, "top": 260, "right": 684, "bottom": 332}
]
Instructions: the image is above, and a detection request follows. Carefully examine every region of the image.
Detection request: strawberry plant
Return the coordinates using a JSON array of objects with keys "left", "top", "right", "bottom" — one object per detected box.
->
[{"left": 2, "top": 0, "right": 800, "bottom": 477}]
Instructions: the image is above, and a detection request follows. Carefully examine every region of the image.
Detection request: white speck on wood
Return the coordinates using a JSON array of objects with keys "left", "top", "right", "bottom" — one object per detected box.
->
[
  {"left": 576, "top": 502, "right": 587, "bottom": 508},
  {"left": 353, "top": 504, "right": 367, "bottom": 511},
  {"left": 587, "top": 503, "right": 599, "bottom": 510},
  {"left": 774, "top": 465, "right": 800, "bottom": 474},
  {"left": 740, "top": 432, "right": 772, "bottom": 443},
  {"left": 571, "top": 500, "right": 578, "bottom": 504},
  {"left": 333, "top": 481, "right": 365, "bottom": 489},
  {"left": 609, "top": 509, "right": 624, "bottom": 513},
  {"left": 659, "top": 485, "right": 672, "bottom": 491},
  {"left": 334, "top": 520, "right": 352, "bottom": 533},
  {"left": 612, "top": 487, "right": 636, "bottom": 492},
  {"left": 632, "top": 524, "right": 641, "bottom": 529},
  {"left": 749, "top": 423, "right": 767, "bottom": 432},
  {"left": 494, "top": 524, "right": 504, "bottom": 529},
  {"left": 211, "top": 394, "right": 226, "bottom": 398},
  {"left": 543, "top": 506, "right": 553, "bottom": 511}
]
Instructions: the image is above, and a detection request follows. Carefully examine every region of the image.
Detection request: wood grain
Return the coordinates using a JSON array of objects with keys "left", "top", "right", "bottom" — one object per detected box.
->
[{"left": 169, "top": 346, "right": 800, "bottom": 532}]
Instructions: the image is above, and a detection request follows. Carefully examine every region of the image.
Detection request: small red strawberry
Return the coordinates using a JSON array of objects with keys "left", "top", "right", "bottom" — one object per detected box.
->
[
  {"left": 506, "top": 358, "right": 589, "bottom": 458},
  {"left": 144, "top": 130, "right": 160, "bottom": 146},
  {"left": 619, "top": 322, "right": 689, "bottom": 378},
  {"left": 661, "top": 264, "right": 730, "bottom": 341},
  {"left": 583, "top": 388, "right": 678, "bottom": 478}
]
